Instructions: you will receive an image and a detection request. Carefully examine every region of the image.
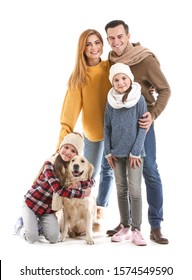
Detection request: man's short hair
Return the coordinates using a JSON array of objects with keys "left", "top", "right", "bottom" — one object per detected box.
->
[{"left": 105, "top": 20, "right": 129, "bottom": 34}]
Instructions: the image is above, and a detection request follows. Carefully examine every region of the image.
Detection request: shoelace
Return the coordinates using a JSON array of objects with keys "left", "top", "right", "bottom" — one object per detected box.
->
[
  {"left": 115, "top": 226, "right": 129, "bottom": 236},
  {"left": 134, "top": 229, "right": 144, "bottom": 240}
]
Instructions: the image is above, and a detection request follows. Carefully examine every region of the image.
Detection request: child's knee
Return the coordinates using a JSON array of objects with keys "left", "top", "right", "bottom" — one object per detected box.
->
[
  {"left": 45, "top": 230, "right": 60, "bottom": 243},
  {"left": 48, "top": 233, "right": 60, "bottom": 243}
]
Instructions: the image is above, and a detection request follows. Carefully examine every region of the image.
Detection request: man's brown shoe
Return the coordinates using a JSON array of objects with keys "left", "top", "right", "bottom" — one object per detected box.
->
[
  {"left": 150, "top": 228, "right": 169, "bottom": 244},
  {"left": 106, "top": 224, "right": 121, "bottom": 236}
]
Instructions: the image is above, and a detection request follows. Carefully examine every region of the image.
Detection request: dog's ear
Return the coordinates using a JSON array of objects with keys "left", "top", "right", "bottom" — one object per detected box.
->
[{"left": 87, "top": 163, "right": 94, "bottom": 179}]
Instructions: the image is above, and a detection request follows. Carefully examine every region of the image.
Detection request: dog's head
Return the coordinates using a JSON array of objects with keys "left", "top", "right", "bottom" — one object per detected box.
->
[{"left": 68, "top": 155, "right": 94, "bottom": 180}]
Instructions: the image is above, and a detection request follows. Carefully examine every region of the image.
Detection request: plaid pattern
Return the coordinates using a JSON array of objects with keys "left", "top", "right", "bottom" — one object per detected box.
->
[{"left": 25, "top": 161, "right": 94, "bottom": 216}]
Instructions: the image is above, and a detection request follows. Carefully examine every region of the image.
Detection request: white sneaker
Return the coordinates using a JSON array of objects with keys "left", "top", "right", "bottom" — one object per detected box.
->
[{"left": 14, "top": 217, "right": 23, "bottom": 235}]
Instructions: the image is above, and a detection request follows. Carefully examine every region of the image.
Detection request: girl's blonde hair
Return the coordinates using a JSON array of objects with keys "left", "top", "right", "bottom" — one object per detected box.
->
[{"left": 68, "top": 29, "right": 103, "bottom": 90}]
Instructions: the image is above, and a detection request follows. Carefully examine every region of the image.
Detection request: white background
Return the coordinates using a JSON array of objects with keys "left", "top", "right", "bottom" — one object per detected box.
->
[{"left": 0, "top": 0, "right": 192, "bottom": 279}]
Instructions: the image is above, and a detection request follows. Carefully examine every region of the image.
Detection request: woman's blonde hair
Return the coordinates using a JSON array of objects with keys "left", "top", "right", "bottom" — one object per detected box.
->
[{"left": 68, "top": 29, "right": 103, "bottom": 90}]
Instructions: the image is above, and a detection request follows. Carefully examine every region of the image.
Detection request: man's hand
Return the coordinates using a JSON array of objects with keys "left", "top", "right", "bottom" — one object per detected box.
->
[{"left": 139, "top": 111, "right": 153, "bottom": 131}]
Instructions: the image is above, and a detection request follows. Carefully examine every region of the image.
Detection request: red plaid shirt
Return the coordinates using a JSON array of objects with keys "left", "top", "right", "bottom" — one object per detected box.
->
[{"left": 24, "top": 161, "right": 94, "bottom": 216}]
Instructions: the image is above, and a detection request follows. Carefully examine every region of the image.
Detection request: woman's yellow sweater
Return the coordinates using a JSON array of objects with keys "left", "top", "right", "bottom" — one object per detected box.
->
[{"left": 57, "top": 60, "right": 111, "bottom": 149}]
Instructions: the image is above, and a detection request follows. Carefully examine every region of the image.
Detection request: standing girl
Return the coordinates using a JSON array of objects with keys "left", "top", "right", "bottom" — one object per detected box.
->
[{"left": 104, "top": 63, "right": 147, "bottom": 246}]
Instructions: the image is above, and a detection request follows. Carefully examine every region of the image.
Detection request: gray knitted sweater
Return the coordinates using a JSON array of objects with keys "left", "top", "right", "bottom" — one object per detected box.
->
[{"left": 104, "top": 90, "right": 147, "bottom": 158}]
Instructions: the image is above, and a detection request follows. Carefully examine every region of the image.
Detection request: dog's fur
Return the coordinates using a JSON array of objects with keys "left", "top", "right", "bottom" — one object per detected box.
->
[{"left": 58, "top": 155, "right": 98, "bottom": 245}]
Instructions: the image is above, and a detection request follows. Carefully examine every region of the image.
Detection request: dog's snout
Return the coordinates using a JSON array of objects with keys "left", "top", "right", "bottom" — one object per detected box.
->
[{"left": 73, "top": 164, "right": 79, "bottom": 170}]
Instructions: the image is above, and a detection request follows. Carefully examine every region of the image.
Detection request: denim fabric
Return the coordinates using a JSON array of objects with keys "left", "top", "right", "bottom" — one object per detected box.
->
[
  {"left": 84, "top": 123, "right": 164, "bottom": 229},
  {"left": 143, "top": 123, "right": 163, "bottom": 229},
  {"left": 84, "top": 136, "right": 114, "bottom": 207}
]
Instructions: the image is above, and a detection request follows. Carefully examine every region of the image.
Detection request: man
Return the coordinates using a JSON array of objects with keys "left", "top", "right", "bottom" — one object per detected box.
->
[{"left": 104, "top": 20, "right": 171, "bottom": 244}]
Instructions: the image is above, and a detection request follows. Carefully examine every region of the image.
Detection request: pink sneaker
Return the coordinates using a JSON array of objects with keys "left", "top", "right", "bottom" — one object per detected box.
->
[
  {"left": 132, "top": 229, "right": 147, "bottom": 246},
  {"left": 111, "top": 224, "right": 132, "bottom": 242}
]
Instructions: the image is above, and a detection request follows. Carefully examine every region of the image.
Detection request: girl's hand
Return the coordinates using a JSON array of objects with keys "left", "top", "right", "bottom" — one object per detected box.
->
[
  {"left": 107, "top": 155, "right": 117, "bottom": 169},
  {"left": 68, "top": 181, "right": 81, "bottom": 189},
  {"left": 139, "top": 112, "right": 153, "bottom": 131},
  {"left": 129, "top": 156, "right": 142, "bottom": 168},
  {"left": 84, "top": 187, "right": 91, "bottom": 197}
]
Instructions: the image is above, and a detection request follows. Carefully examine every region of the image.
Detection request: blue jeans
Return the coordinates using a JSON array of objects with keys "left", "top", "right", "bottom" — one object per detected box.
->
[
  {"left": 84, "top": 136, "right": 114, "bottom": 207},
  {"left": 143, "top": 123, "right": 163, "bottom": 229}
]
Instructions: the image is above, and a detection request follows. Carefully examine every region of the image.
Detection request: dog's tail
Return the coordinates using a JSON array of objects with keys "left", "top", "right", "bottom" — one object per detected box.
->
[
  {"left": 92, "top": 222, "right": 101, "bottom": 232},
  {"left": 96, "top": 206, "right": 105, "bottom": 219},
  {"left": 92, "top": 206, "right": 106, "bottom": 232}
]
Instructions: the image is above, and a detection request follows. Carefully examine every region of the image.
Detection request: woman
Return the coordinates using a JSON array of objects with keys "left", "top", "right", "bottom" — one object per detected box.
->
[{"left": 57, "top": 29, "right": 114, "bottom": 210}]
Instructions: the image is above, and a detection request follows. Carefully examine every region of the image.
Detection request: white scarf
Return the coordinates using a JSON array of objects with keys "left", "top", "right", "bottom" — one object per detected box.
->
[{"left": 107, "top": 82, "right": 141, "bottom": 109}]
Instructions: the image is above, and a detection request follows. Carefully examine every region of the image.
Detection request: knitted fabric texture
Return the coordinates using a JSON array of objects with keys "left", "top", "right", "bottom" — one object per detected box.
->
[
  {"left": 108, "top": 41, "right": 160, "bottom": 66},
  {"left": 59, "top": 132, "right": 84, "bottom": 155},
  {"left": 109, "top": 62, "right": 134, "bottom": 84}
]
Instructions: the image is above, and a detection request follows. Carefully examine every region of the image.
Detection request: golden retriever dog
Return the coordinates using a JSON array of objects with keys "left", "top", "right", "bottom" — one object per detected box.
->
[{"left": 59, "top": 155, "right": 99, "bottom": 245}]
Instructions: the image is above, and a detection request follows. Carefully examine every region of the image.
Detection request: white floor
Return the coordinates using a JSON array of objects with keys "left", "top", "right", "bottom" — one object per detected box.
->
[{"left": 1, "top": 184, "right": 190, "bottom": 280}]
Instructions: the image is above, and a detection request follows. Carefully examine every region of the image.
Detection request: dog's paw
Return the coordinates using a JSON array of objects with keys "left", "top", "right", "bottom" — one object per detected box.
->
[
  {"left": 86, "top": 237, "right": 94, "bottom": 245},
  {"left": 60, "top": 234, "right": 67, "bottom": 242},
  {"left": 68, "top": 230, "right": 76, "bottom": 238},
  {"left": 60, "top": 238, "right": 66, "bottom": 242},
  {"left": 58, "top": 239, "right": 64, "bottom": 242}
]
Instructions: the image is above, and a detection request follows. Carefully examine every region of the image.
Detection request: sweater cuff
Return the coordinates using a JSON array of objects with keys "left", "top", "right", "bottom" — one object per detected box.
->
[
  {"left": 130, "top": 153, "right": 141, "bottom": 159},
  {"left": 150, "top": 112, "right": 156, "bottom": 121},
  {"left": 105, "top": 153, "right": 112, "bottom": 159}
]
